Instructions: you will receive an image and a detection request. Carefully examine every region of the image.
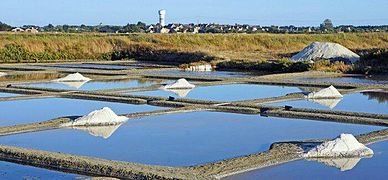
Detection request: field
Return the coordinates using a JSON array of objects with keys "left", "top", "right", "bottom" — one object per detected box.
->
[{"left": 0, "top": 32, "right": 386, "bottom": 63}]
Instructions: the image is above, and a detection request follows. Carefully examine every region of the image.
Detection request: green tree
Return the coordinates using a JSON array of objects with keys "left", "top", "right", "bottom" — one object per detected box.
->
[
  {"left": 0, "top": 21, "right": 12, "bottom": 31},
  {"left": 320, "top": 19, "right": 334, "bottom": 31}
]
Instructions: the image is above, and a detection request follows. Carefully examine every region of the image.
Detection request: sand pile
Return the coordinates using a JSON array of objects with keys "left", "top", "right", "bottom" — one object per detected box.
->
[
  {"left": 291, "top": 42, "right": 360, "bottom": 63},
  {"left": 304, "top": 134, "right": 374, "bottom": 158},
  {"left": 162, "top": 78, "right": 195, "bottom": 89},
  {"left": 0, "top": 72, "right": 7, "bottom": 77},
  {"left": 306, "top": 85, "right": 343, "bottom": 99},
  {"left": 63, "top": 107, "right": 128, "bottom": 126},
  {"left": 54, "top": 72, "right": 91, "bottom": 82}
]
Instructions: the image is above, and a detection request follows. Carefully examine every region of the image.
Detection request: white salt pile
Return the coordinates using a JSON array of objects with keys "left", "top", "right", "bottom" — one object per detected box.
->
[
  {"left": 184, "top": 64, "right": 213, "bottom": 72},
  {"left": 63, "top": 107, "right": 128, "bottom": 126},
  {"left": 304, "top": 134, "right": 374, "bottom": 158},
  {"left": 306, "top": 85, "right": 343, "bottom": 99},
  {"left": 0, "top": 72, "right": 7, "bottom": 77},
  {"left": 54, "top": 72, "right": 91, "bottom": 82},
  {"left": 291, "top": 42, "right": 360, "bottom": 63},
  {"left": 162, "top": 78, "right": 195, "bottom": 89}
]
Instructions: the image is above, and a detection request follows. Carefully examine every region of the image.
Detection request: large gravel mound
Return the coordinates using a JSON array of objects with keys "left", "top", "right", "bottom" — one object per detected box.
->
[{"left": 291, "top": 42, "right": 360, "bottom": 63}]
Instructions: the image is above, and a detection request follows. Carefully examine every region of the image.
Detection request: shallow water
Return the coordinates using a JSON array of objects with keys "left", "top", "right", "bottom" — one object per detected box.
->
[
  {"left": 0, "top": 98, "right": 165, "bottom": 126},
  {"left": 146, "top": 70, "right": 260, "bottom": 78},
  {"left": 1, "top": 111, "right": 383, "bottom": 167},
  {"left": 37, "top": 63, "right": 141, "bottom": 70},
  {"left": 0, "top": 161, "right": 87, "bottom": 179},
  {"left": 225, "top": 140, "right": 388, "bottom": 179},
  {"left": 0, "top": 92, "right": 19, "bottom": 97},
  {"left": 128, "top": 84, "right": 301, "bottom": 101},
  {"left": 294, "top": 75, "right": 388, "bottom": 85},
  {"left": 22, "top": 78, "right": 164, "bottom": 90},
  {"left": 267, "top": 92, "right": 388, "bottom": 114}
]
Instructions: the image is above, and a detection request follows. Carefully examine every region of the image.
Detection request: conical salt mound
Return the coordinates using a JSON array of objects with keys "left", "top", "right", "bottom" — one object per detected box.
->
[
  {"left": 0, "top": 72, "right": 7, "bottom": 77},
  {"left": 291, "top": 42, "right": 360, "bottom": 63},
  {"left": 54, "top": 72, "right": 91, "bottom": 82},
  {"left": 304, "top": 134, "right": 374, "bottom": 158},
  {"left": 63, "top": 107, "right": 128, "bottom": 126},
  {"left": 306, "top": 85, "right": 343, "bottom": 99},
  {"left": 163, "top": 78, "right": 195, "bottom": 89}
]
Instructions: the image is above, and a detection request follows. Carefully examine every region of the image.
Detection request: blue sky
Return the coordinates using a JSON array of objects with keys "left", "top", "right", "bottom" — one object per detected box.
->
[{"left": 1, "top": 0, "right": 387, "bottom": 26}]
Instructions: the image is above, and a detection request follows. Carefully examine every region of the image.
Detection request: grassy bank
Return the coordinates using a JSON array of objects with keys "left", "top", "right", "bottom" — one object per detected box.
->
[
  {"left": 0, "top": 32, "right": 387, "bottom": 73},
  {"left": 0, "top": 32, "right": 387, "bottom": 62}
]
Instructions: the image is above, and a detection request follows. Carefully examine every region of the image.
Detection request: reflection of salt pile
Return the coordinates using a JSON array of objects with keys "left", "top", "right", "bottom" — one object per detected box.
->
[
  {"left": 0, "top": 72, "right": 7, "bottom": 77},
  {"left": 63, "top": 107, "right": 128, "bottom": 126},
  {"left": 162, "top": 78, "right": 195, "bottom": 89},
  {"left": 308, "top": 157, "right": 368, "bottom": 171},
  {"left": 308, "top": 98, "right": 342, "bottom": 109},
  {"left": 291, "top": 42, "right": 360, "bottom": 63},
  {"left": 54, "top": 72, "right": 91, "bottom": 82},
  {"left": 304, "top": 134, "right": 374, "bottom": 158},
  {"left": 306, "top": 85, "right": 343, "bottom": 99},
  {"left": 71, "top": 123, "right": 124, "bottom": 139},
  {"left": 163, "top": 88, "right": 192, "bottom": 97},
  {"left": 56, "top": 81, "right": 88, "bottom": 89}
]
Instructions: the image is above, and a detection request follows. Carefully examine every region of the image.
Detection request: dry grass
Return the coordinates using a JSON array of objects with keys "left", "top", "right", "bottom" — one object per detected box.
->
[{"left": 0, "top": 32, "right": 387, "bottom": 62}]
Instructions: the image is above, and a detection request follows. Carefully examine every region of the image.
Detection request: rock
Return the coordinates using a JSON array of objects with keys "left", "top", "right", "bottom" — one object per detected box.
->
[
  {"left": 306, "top": 85, "right": 343, "bottom": 99},
  {"left": 304, "top": 134, "right": 374, "bottom": 158},
  {"left": 63, "top": 107, "right": 128, "bottom": 126},
  {"left": 291, "top": 42, "right": 360, "bottom": 63},
  {"left": 54, "top": 72, "right": 91, "bottom": 82},
  {"left": 162, "top": 78, "right": 195, "bottom": 89}
]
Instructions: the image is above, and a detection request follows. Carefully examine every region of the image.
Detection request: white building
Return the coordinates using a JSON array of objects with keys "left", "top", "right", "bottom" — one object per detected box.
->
[{"left": 158, "top": 9, "right": 166, "bottom": 27}]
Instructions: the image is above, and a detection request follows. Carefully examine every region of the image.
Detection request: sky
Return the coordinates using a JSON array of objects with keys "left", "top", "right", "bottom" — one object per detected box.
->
[{"left": 1, "top": 0, "right": 387, "bottom": 26}]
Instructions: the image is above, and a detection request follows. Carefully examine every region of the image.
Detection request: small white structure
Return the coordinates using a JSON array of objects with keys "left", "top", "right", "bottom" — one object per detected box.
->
[
  {"left": 162, "top": 78, "right": 195, "bottom": 89},
  {"left": 0, "top": 72, "right": 7, "bottom": 77},
  {"left": 11, "top": 27, "right": 24, "bottom": 32},
  {"left": 53, "top": 72, "right": 91, "bottom": 82},
  {"left": 183, "top": 64, "right": 213, "bottom": 72},
  {"left": 159, "top": 9, "right": 166, "bottom": 27},
  {"left": 306, "top": 85, "right": 343, "bottom": 99},
  {"left": 63, "top": 107, "right": 128, "bottom": 126},
  {"left": 25, "top": 27, "right": 39, "bottom": 33},
  {"left": 291, "top": 42, "right": 360, "bottom": 63},
  {"left": 304, "top": 134, "right": 374, "bottom": 158}
]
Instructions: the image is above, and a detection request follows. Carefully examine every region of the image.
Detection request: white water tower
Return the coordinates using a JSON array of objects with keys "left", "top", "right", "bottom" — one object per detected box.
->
[{"left": 159, "top": 9, "right": 166, "bottom": 27}]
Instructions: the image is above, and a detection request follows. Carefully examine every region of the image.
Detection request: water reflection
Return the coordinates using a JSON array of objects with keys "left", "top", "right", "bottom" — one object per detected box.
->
[
  {"left": 308, "top": 98, "right": 342, "bottom": 109},
  {"left": 307, "top": 156, "right": 371, "bottom": 171},
  {"left": 162, "top": 88, "right": 192, "bottom": 97},
  {"left": 361, "top": 92, "right": 388, "bottom": 103},
  {"left": 69, "top": 123, "right": 125, "bottom": 139}
]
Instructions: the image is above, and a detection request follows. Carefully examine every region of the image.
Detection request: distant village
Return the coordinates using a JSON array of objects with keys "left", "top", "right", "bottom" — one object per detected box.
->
[{"left": 0, "top": 10, "right": 386, "bottom": 34}]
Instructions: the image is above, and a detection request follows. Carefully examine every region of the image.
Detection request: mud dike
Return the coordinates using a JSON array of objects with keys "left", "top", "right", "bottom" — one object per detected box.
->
[{"left": 0, "top": 62, "right": 387, "bottom": 179}]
